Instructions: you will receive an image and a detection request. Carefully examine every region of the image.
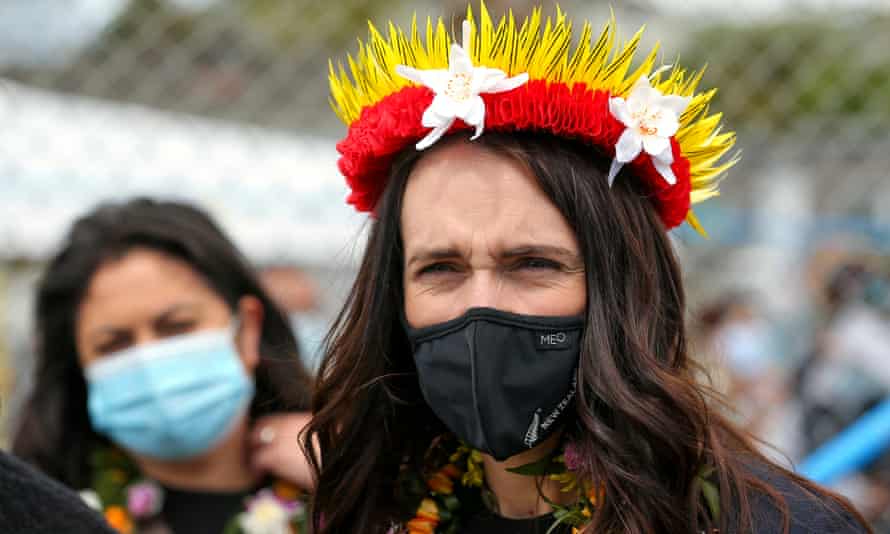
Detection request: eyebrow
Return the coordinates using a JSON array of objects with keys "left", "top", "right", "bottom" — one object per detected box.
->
[
  {"left": 406, "top": 244, "right": 581, "bottom": 267},
  {"left": 153, "top": 302, "right": 200, "bottom": 323},
  {"left": 89, "top": 303, "right": 200, "bottom": 342},
  {"left": 406, "top": 247, "right": 463, "bottom": 268},
  {"left": 500, "top": 245, "right": 580, "bottom": 262}
]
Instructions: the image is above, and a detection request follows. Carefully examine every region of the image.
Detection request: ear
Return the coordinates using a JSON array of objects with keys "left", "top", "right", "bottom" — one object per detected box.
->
[{"left": 235, "top": 295, "right": 264, "bottom": 375}]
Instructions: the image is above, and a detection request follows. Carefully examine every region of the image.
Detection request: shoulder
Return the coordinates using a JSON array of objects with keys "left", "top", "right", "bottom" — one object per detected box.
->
[
  {"left": 0, "top": 451, "right": 115, "bottom": 534},
  {"left": 743, "top": 459, "right": 870, "bottom": 534}
]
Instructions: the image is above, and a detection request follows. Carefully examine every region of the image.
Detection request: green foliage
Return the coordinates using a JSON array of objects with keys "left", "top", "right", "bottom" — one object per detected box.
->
[
  {"left": 89, "top": 447, "right": 139, "bottom": 509},
  {"left": 505, "top": 452, "right": 565, "bottom": 476},
  {"left": 239, "top": 0, "right": 404, "bottom": 48},
  {"left": 104, "top": 0, "right": 199, "bottom": 46},
  {"left": 683, "top": 15, "right": 890, "bottom": 129}
]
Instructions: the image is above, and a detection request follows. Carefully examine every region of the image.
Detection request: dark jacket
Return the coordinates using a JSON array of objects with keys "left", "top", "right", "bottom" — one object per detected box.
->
[
  {"left": 744, "top": 461, "right": 870, "bottom": 534},
  {"left": 461, "top": 462, "right": 871, "bottom": 533},
  {"left": 0, "top": 451, "right": 115, "bottom": 534}
]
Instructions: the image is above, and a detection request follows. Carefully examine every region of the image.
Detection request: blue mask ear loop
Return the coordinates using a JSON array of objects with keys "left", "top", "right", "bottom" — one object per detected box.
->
[
  {"left": 230, "top": 315, "right": 243, "bottom": 344},
  {"left": 229, "top": 315, "right": 256, "bottom": 384},
  {"left": 227, "top": 314, "right": 258, "bottom": 427}
]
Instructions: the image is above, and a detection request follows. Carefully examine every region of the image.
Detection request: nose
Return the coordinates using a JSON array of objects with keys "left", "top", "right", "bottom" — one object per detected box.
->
[{"left": 460, "top": 269, "right": 507, "bottom": 313}]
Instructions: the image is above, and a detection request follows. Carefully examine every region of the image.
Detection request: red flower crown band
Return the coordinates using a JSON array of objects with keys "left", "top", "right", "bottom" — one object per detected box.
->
[{"left": 329, "top": 3, "right": 737, "bottom": 234}]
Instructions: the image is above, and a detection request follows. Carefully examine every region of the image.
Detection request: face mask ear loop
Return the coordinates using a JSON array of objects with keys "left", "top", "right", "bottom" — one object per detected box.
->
[
  {"left": 230, "top": 314, "right": 242, "bottom": 335},
  {"left": 228, "top": 314, "right": 259, "bottom": 391},
  {"left": 229, "top": 313, "right": 245, "bottom": 355}
]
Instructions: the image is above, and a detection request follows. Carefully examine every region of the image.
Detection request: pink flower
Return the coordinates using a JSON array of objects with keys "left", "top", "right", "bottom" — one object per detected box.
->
[
  {"left": 563, "top": 442, "right": 583, "bottom": 471},
  {"left": 126, "top": 481, "right": 163, "bottom": 519}
]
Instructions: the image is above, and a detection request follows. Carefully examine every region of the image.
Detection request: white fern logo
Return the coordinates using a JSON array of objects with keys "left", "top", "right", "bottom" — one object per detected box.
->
[{"left": 524, "top": 409, "right": 542, "bottom": 447}]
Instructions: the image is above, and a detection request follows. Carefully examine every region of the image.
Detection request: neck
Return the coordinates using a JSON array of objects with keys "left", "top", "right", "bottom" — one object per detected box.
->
[
  {"left": 482, "top": 432, "right": 576, "bottom": 519},
  {"left": 132, "top": 416, "right": 260, "bottom": 492}
]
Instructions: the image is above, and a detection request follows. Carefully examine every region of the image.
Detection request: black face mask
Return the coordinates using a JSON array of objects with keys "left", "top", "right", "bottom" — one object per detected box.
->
[{"left": 404, "top": 307, "right": 583, "bottom": 461}]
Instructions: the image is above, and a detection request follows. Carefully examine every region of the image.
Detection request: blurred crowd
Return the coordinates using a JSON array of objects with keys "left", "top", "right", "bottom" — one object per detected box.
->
[{"left": 692, "top": 254, "right": 890, "bottom": 530}]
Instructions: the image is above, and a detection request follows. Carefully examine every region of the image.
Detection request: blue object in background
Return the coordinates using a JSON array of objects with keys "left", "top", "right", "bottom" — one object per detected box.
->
[{"left": 799, "top": 396, "right": 890, "bottom": 484}]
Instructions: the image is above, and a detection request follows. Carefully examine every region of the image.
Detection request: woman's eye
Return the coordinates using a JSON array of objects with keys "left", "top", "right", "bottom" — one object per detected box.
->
[
  {"left": 157, "top": 321, "right": 195, "bottom": 336},
  {"left": 513, "top": 257, "right": 562, "bottom": 271},
  {"left": 417, "top": 262, "right": 460, "bottom": 277},
  {"left": 95, "top": 339, "right": 130, "bottom": 356}
]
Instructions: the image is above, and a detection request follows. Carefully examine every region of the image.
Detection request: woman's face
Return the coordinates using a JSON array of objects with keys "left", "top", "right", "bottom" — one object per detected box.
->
[
  {"left": 75, "top": 247, "right": 261, "bottom": 371},
  {"left": 401, "top": 140, "right": 586, "bottom": 328}
]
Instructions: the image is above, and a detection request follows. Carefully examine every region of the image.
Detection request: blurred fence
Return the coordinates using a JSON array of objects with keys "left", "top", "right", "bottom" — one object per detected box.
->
[
  {"left": 0, "top": 0, "right": 887, "bottom": 241},
  {"left": 1, "top": 0, "right": 889, "bottom": 459}
]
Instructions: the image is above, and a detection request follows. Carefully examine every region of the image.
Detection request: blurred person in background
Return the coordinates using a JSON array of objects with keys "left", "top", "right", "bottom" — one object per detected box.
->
[
  {"left": 259, "top": 265, "right": 328, "bottom": 372},
  {"left": 694, "top": 292, "right": 787, "bottom": 437},
  {"left": 11, "top": 198, "right": 315, "bottom": 534},
  {"left": 793, "top": 262, "right": 890, "bottom": 529}
]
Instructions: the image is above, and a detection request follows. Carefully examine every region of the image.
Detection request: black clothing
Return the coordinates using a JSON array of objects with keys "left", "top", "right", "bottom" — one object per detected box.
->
[
  {"left": 460, "top": 463, "right": 870, "bottom": 533},
  {"left": 0, "top": 450, "right": 115, "bottom": 534},
  {"left": 745, "top": 462, "right": 870, "bottom": 533},
  {"left": 158, "top": 484, "right": 253, "bottom": 534},
  {"left": 462, "top": 511, "right": 568, "bottom": 534}
]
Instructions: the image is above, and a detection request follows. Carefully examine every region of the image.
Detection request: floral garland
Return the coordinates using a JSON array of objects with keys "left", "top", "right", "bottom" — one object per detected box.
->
[
  {"left": 398, "top": 438, "right": 721, "bottom": 534},
  {"left": 329, "top": 5, "right": 739, "bottom": 236},
  {"left": 79, "top": 448, "right": 308, "bottom": 534}
]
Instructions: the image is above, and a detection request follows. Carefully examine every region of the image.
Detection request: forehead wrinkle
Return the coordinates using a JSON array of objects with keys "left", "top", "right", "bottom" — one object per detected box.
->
[
  {"left": 488, "top": 208, "right": 575, "bottom": 257},
  {"left": 404, "top": 221, "right": 475, "bottom": 267},
  {"left": 402, "top": 140, "right": 578, "bottom": 261}
]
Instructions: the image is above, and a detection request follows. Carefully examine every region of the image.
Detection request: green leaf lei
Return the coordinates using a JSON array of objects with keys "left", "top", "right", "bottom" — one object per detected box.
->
[{"left": 398, "top": 437, "right": 720, "bottom": 534}]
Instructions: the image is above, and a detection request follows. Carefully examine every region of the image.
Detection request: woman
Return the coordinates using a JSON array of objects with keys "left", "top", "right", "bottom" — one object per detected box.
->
[
  {"left": 306, "top": 5, "right": 871, "bottom": 534},
  {"left": 13, "top": 198, "right": 314, "bottom": 534}
]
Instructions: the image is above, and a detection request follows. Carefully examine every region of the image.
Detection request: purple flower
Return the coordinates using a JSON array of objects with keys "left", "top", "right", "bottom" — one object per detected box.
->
[
  {"left": 126, "top": 481, "right": 163, "bottom": 519},
  {"left": 563, "top": 442, "right": 583, "bottom": 471}
]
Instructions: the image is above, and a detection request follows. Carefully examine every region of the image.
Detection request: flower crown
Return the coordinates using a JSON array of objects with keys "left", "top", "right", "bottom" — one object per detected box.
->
[{"left": 329, "top": 3, "right": 737, "bottom": 233}]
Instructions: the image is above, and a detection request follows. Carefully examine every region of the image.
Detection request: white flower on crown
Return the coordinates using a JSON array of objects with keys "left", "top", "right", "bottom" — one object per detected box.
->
[
  {"left": 607, "top": 74, "right": 691, "bottom": 186},
  {"left": 395, "top": 20, "right": 529, "bottom": 151}
]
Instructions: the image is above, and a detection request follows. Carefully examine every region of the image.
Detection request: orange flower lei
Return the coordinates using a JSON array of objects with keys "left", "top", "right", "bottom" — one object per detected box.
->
[
  {"left": 402, "top": 441, "right": 720, "bottom": 534},
  {"left": 402, "top": 441, "right": 593, "bottom": 534},
  {"left": 404, "top": 444, "right": 482, "bottom": 534}
]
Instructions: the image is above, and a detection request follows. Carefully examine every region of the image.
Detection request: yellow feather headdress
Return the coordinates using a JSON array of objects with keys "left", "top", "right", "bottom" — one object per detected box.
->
[{"left": 330, "top": 2, "right": 737, "bottom": 234}]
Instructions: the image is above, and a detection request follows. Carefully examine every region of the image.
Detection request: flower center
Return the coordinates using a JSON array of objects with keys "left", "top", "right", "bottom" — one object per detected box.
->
[
  {"left": 633, "top": 108, "right": 661, "bottom": 137},
  {"left": 445, "top": 72, "right": 473, "bottom": 101}
]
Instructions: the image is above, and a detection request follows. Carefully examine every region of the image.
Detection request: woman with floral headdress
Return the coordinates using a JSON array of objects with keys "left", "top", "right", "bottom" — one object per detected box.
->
[{"left": 305, "top": 4, "right": 872, "bottom": 533}]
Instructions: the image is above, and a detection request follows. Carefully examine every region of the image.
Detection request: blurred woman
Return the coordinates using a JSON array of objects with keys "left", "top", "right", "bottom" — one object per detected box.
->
[{"left": 13, "top": 198, "right": 314, "bottom": 534}]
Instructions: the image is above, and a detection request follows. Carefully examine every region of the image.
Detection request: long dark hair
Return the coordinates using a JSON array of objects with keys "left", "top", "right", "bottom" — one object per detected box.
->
[
  {"left": 12, "top": 198, "right": 313, "bottom": 488},
  {"left": 306, "top": 132, "right": 868, "bottom": 533}
]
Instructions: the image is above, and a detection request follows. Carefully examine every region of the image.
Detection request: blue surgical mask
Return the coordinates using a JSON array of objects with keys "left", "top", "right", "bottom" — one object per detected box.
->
[
  {"left": 85, "top": 324, "right": 255, "bottom": 460},
  {"left": 716, "top": 320, "right": 773, "bottom": 379}
]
